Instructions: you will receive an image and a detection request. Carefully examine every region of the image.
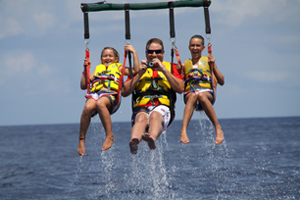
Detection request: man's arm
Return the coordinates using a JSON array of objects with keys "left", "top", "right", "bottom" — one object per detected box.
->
[
  {"left": 161, "top": 67, "right": 184, "bottom": 94},
  {"left": 122, "top": 62, "right": 147, "bottom": 97},
  {"left": 150, "top": 58, "right": 184, "bottom": 94}
]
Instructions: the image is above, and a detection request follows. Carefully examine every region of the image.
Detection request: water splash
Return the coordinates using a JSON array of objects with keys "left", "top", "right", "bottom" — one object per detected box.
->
[{"left": 124, "top": 135, "right": 173, "bottom": 199}]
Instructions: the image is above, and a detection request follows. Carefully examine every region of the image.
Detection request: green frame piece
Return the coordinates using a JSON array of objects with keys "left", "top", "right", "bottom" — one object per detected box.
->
[{"left": 81, "top": 0, "right": 211, "bottom": 12}]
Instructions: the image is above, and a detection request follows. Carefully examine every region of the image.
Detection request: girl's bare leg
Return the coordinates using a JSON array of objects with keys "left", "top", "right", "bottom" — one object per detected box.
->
[
  {"left": 78, "top": 99, "right": 97, "bottom": 155},
  {"left": 198, "top": 92, "right": 224, "bottom": 145},
  {"left": 96, "top": 97, "right": 114, "bottom": 151},
  {"left": 180, "top": 93, "right": 197, "bottom": 143}
]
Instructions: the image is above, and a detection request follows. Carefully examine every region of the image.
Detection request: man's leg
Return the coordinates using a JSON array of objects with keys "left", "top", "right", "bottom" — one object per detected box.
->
[{"left": 129, "top": 112, "right": 148, "bottom": 154}]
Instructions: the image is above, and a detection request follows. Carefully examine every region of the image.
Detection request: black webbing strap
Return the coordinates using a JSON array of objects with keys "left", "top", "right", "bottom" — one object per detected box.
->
[
  {"left": 128, "top": 49, "right": 133, "bottom": 78},
  {"left": 134, "top": 89, "right": 169, "bottom": 100},
  {"left": 125, "top": 4, "right": 130, "bottom": 40},
  {"left": 169, "top": 1, "right": 175, "bottom": 38},
  {"left": 170, "top": 48, "right": 174, "bottom": 71},
  {"left": 168, "top": 2, "right": 177, "bottom": 125},
  {"left": 204, "top": 7, "right": 211, "bottom": 34},
  {"left": 84, "top": 12, "right": 90, "bottom": 39},
  {"left": 124, "top": 3, "right": 133, "bottom": 78},
  {"left": 169, "top": 1, "right": 175, "bottom": 74}
]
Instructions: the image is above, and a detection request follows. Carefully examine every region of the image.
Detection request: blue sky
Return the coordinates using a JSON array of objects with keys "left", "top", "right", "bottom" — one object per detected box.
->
[{"left": 1, "top": 0, "right": 300, "bottom": 126}]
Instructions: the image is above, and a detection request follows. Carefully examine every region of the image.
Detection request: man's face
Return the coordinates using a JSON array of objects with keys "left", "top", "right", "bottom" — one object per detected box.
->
[{"left": 146, "top": 43, "right": 165, "bottom": 62}]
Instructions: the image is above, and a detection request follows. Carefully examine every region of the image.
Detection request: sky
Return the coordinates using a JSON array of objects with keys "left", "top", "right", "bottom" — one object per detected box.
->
[{"left": 1, "top": 0, "right": 300, "bottom": 126}]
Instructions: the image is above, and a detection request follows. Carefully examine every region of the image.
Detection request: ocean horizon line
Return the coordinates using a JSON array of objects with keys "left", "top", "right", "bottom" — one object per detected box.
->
[{"left": 1, "top": 115, "right": 299, "bottom": 128}]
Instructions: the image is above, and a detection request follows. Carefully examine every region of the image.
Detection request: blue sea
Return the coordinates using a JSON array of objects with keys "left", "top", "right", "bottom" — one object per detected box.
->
[{"left": 1, "top": 115, "right": 299, "bottom": 200}]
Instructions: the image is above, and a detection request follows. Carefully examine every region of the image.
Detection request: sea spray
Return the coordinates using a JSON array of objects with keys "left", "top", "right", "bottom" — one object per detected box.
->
[
  {"left": 99, "top": 149, "right": 116, "bottom": 197},
  {"left": 196, "top": 112, "right": 235, "bottom": 196}
]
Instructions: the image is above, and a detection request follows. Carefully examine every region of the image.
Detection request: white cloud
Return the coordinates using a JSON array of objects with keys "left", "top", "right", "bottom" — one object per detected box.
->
[
  {"left": 0, "top": 17, "right": 23, "bottom": 39},
  {"left": 66, "top": 0, "right": 87, "bottom": 21},
  {"left": 213, "top": 0, "right": 289, "bottom": 26},
  {"left": 0, "top": 0, "right": 58, "bottom": 39},
  {"left": 33, "top": 12, "right": 57, "bottom": 34},
  {"left": 4, "top": 52, "right": 36, "bottom": 75},
  {"left": 244, "top": 70, "right": 291, "bottom": 84},
  {"left": 0, "top": 52, "right": 53, "bottom": 87}
]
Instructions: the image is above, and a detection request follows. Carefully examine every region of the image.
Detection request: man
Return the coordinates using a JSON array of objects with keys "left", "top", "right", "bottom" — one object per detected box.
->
[{"left": 122, "top": 38, "right": 184, "bottom": 154}]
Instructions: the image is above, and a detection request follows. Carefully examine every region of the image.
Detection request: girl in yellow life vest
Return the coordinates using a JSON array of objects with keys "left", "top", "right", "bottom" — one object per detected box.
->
[
  {"left": 180, "top": 35, "right": 225, "bottom": 146},
  {"left": 78, "top": 45, "right": 140, "bottom": 156}
]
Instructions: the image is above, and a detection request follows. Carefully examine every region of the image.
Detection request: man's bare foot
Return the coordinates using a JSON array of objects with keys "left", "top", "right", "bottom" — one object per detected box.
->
[
  {"left": 129, "top": 138, "right": 139, "bottom": 154},
  {"left": 215, "top": 126, "right": 224, "bottom": 145},
  {"left": 142, "top": 134, "right": 156, "bottom": 150},
  {"left": 78, "top": 137, "right": 85, "bottom": 156},
  {"left": 180, "top": 130, "right": 190, "bottom": 144},
  {"left": 102, "top": 134, "right": 114, "bottom": 151}
]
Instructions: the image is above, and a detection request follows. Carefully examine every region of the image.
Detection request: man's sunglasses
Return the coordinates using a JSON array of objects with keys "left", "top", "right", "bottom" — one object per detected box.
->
[{"left": 147, "top": 49, "right": 163, "bottom": 54}]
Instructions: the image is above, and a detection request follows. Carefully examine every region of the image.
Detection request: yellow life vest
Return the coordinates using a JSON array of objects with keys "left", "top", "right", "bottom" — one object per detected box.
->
[
  {"left": 134, "top": 61, "right": 172, "bottom": 107},
  {"left": 184, "top": 56, "right": 212, "bottom": 91},
  {"left": 90, "top": 63, "right": 122, "bottom": 93}
]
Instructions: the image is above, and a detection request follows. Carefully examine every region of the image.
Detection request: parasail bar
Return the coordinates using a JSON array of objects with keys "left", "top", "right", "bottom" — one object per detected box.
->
[{"left": 81, "top": 0, "right": 211, "bottom": 12}]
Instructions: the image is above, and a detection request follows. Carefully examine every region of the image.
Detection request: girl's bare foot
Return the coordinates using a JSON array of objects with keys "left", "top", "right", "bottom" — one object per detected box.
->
[
  {"left": 101, "top": 134, "right": 114, "bottom": 151},
  {"left": 215, "top": 126, "right": 224, "bottom": 145},
  {"left": 78, "top": 137, "right": 85, "bottom": 156},
  {"left": 180, "top": 130, "right": 190, "bottom": 144}
]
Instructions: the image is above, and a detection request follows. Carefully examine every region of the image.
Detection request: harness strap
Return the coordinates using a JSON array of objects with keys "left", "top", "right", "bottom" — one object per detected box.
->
[
  {"left": 84, "top": 12, "right": 89, "bottom": 40},
  {"left": 169, "top": 2, "right": 175, "bottom": 38},
  {"left": 114, "top": 51, "right": 127, "bottom": 111},
  {"left": 85, "top": 48, "right": 90, "bottom": 94},
  {"left": 128, "top": 50, "right": 133, "bottom": 78},
  {"left": 125, "top": 4, "right": 130, "bottom": 41},
  {"left": 204, "top": 7, "right": 211, "bottom": 35},
  {"left": 94, "top": 74, "right": 120, "bottom": 82},
  {"left": 174, "top": 48, "right": 183, "bottom": 75},
  {"left": 83, "top": 11, "right": 91, "bottom": 94},
  {"left": 133, "top": 89, "right": 169, "bottom": 100},
  {"left": 207, "top": 43, "right": 215, "bottom": 105}
]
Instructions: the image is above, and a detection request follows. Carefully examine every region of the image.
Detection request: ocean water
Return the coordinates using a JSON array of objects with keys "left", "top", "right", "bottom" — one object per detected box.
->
[{"left": 0, "top": 115, "right": 299, "bottom": 200}]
